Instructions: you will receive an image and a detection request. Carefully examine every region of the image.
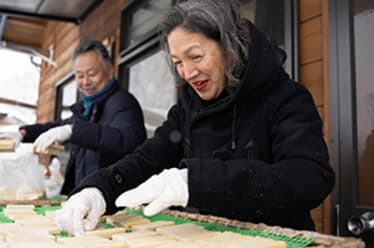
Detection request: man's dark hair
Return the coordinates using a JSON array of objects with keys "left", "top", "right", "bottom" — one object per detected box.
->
[{"left": 72, "top": 40, "right": 112, "bottom": 69}]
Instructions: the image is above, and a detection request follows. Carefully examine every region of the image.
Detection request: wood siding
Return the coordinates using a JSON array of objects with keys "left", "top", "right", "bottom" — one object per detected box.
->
[
  {"left": 37, "top": 21, "right": 79, "bottom": 122},
  {"left": 299, "top": 0, "right": 331, "bottom": 234},
  {"left": 36, "top": 0, "right": 128, "bottom": 122},
  {"left": 2, "top": 17, "right": 46, "bottom": 48}
]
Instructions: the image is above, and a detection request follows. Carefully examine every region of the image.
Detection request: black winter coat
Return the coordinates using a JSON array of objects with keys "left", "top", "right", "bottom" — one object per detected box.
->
[
  {"left": 22, "top": 82, "right": 146, "bottom": 195},
  {"left": 74, "top": 23, "right": 335, "bottom": 230}
]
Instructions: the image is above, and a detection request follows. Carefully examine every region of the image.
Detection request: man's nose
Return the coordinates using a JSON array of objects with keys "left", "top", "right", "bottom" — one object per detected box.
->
[{"left": 80, "top": 76, "right": 90, "bottom": 85}]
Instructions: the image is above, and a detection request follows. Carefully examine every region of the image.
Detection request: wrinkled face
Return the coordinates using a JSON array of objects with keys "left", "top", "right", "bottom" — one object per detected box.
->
[
  {"left": 74, "top": 51, "right": 114, "bottom": 96},
  {"left": 168, "top": 27, "right": 226, "bottom": 100}
]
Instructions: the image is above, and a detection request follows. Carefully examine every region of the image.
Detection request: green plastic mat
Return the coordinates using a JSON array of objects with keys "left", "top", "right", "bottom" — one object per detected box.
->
[
  {"left": 126, "top": 209, "right": 314, "bottom": 248},
  {"left": 34, "top": 205, "right": 62, "bottom": 216},
  {"left": 0, "top": 206, "right": 13, "bottom": 223}
]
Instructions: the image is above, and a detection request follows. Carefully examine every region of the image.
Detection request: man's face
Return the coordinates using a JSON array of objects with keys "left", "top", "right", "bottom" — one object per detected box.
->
[{"left": 74, "top": 51, "right": 114, "bottom": 96}]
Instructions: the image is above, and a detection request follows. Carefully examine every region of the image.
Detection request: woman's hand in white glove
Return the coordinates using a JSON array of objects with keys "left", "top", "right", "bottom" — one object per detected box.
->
[
  {"left": 115, "top": 168, "right": 188, "bottom": 216},
  {"left": 55, "top": 187, "right": 106, "bottom": 237},
  {"left": 34, "top": 124, "right": 72, "bottom": 152}
]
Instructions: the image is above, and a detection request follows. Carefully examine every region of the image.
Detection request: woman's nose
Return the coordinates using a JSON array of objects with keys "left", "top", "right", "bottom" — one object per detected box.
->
[{"left": 183, "top": 63, "right": 199, "bottom": 81}]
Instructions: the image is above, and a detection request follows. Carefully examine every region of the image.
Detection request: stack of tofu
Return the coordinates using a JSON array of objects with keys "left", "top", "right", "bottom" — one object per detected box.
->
[
  {"left": 0, "top": 206, "right": 287, "bottom": 248},
  {"left": 0, "top": 139, "right": 15, "bottom": 153}
]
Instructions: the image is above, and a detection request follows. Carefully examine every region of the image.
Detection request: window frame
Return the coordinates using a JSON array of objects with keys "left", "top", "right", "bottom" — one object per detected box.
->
[
  {"left": 54, "top": 72, "right": 78, "bottom": 121},
  {"left": 329, "top": 0, "right": 374, "bottom": 243},
  {"left": 119, "top": 0, "right": 177, "bottom": 57}
]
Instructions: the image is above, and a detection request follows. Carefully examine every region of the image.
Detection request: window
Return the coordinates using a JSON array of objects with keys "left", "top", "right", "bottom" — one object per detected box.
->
[
  {"left": 119, "top": 0, "right": 175, "bottom": 56},
  {"left": 0, "top": 49, "right": 40, "bottom": 124},
  {"left": 241, "top": 0, "right": 285, "bottom": 47},
  {"left": 353, "top": 0, "right": 374, "bottom": 207},
  {"left": 119, "top": 0, "right": 296, "bottom": 137},
  {"left": 119, "top": 46, "right": 176, "bottom": 137},
  {"left": 119, "top": 0, "right": 176, "bottom": 137},
  {"left": 55, "top": 74, "right": 78, "bottom": 120}
]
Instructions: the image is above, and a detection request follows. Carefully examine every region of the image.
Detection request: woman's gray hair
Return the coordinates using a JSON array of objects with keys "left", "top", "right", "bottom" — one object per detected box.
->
[
  {"left": 160, "top": 0, "right": 250, "bottom": 87},
  {"left": 72, "top": 40, "right": 112, "bottom": 69}
]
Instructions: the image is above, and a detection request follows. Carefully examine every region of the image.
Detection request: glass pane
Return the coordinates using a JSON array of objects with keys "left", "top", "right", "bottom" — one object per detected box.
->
[
  {"left": 240, "top": 0, "right": 285, "bottom": 48},
  {"left": 0, "top": 49, "right": 39, "bottom": 124},
  {"left": 354, "top": 0, "right": 374, "bottom": 207},
  {"left": 128, "top": 0, "right": 173, "bottom": 48},
  {"left": 128, "top": 50, "right": 176, "bottom": 137},
  {"left": 60, "top": 80, "right": 77, "bottom": 119}
]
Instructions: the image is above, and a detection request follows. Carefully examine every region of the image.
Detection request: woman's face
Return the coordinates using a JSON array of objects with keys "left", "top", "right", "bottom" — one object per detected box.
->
[{"left": 168, "top": 27, "right": 226, "bottom": 100}]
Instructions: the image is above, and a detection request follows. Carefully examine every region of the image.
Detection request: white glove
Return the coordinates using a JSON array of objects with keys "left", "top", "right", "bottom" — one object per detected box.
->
[
  {"left": 55, "top": 188, "right": 106, "bottom": 237},
  {"left": 34, "top": 124, "right": 72, "bottom": 152},
  {"left": 115, "top": 168, "right": 188, "bottom": 216}
]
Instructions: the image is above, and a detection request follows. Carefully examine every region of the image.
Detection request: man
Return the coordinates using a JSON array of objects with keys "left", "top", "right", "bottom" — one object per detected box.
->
[{"left": 20, "top": 40, "right": 146, "bottom": 195}]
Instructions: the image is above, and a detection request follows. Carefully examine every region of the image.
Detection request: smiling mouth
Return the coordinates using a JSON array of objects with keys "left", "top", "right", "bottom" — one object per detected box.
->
[
  {"left": 82, "top": 88, "right": 95, "bottom": 95},
  {"left": 193, "top": 80, "right": 209, "bottom": 91}
]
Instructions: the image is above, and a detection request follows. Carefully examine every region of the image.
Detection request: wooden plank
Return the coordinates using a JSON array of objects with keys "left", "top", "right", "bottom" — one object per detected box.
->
[
  {"left": 300, "top": 60, "right": 324, "bottom": 106},
  {"left": 300, "top": 17, "right": 323, "bottom": 64},
  {"left": 299, "top": 0, "right": 322, "bottom": 22},
  {"left": 55, "top": 44, "right": 77, "bottom": 69},
  {"left": 321, "top": 0, "right": 332, "bottom": 234},
  {"left": 55, "top": 23, "right": 78, "bottom": 45},
  {"left": 2, "top": 17, "right": 46, "bottom": 47},
  {"left": 311, "top": 206, "right": 324, "bottom": 233},
  {"left": 0, "top": 200, "right": 61, "bottom": 206},
  {"left": 55, "top": 27, "right": 79, "bottom": 58},
  {"left": 80, "top": 0, "right": 123, "bottom": 41}
]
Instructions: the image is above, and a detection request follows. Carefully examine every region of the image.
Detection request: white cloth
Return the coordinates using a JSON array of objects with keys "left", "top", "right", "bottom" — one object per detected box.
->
[
  {"left": 34, "top": 124, "right": 72, "bottom": 152},
  {"left": 55, "top": 187, "right": 106, "bottom": 237},
  {"left": 115, "top": 168, "right": 188, "bottom": 216}
]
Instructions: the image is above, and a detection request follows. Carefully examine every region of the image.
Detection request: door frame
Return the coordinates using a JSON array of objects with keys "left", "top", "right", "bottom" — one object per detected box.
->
[{"left": 329, "top": 0, "right": 374, "bottom": 242}]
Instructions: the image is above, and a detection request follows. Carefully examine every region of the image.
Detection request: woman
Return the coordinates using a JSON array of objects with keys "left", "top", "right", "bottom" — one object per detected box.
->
[{"left": 56, "top": 0, "right": 335, "bottom": 237}]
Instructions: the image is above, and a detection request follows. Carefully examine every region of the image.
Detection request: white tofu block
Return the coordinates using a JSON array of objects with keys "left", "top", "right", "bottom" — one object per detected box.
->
[
  {"left": 156, "top": 223, "right": 218, "bottom": 241},
  {"left": 125, "top": 234, "right": 177, "bottom": 248},
  {"left": 107, "top": 213, "right": 150, "bottom": 228},
  {"left": 85, "top": 227, "right": 126, "bottom": 239},
  {"left": 5, "top": 205, "right": 35, "bottom": 210},
  {"left": 131, "top": 221, "right": 175, "bottom": 231},
  {"left": 58, "top": 237, "right": 124, "bottom": 248},
  {"left": 111, "top": 230, "right": 158, "bottom": 242}
]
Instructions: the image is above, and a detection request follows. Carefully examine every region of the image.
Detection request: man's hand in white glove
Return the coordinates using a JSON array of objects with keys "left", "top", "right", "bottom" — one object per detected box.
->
[
  {"left": 115, "top": 168, "right": 188, "bottom": 216},
  {"left": 34, "top": 124, "right": 72, "bottom": 152},
  {"left": 55, "top": 188, "right": 106, "bottom": 237}
]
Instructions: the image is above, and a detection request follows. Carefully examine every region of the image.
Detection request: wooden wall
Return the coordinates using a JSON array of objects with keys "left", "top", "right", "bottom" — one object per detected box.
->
[
  {"left": 2, "top": 17, "right": 46, "bottom": 48},
  {"left": 299, "top": 0, "right": 331, "bottom": 234},
  {"left": 37, "top": 21, "right": 79, "bottom": 123},
  {"left": 36, "top": 0, "right": 128, "bottom": 122}
]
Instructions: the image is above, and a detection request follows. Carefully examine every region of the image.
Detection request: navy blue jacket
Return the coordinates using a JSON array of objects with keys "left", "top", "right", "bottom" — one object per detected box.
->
[
  {"left": 22, "top": 82, "right": 146, "bottom": 194},
  {"left": 74, "top": 22, "right": 335, "bottom": 230}
]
